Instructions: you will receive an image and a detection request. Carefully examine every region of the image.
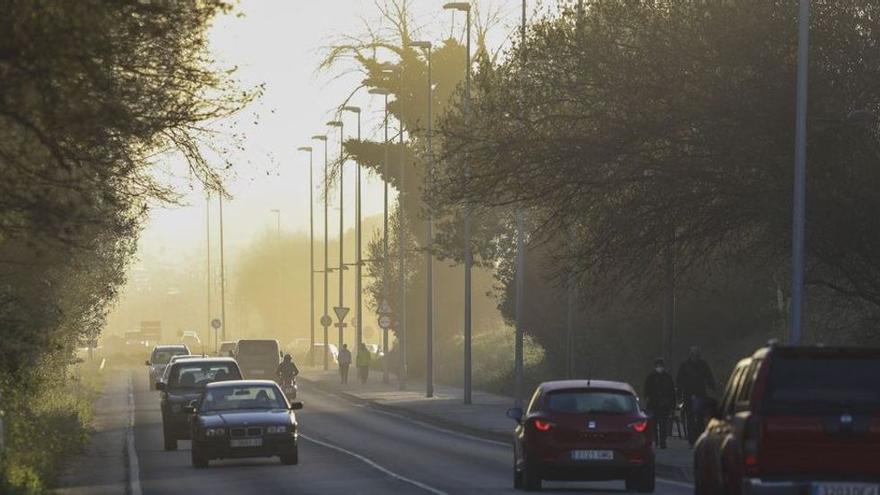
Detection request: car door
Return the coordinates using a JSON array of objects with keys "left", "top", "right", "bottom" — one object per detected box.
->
[
  {"left": 700, "top": 360, "right": 748, "bottom": 492},
  {"left": 515, "top": 389, "right": 542, "bottom": 469}
]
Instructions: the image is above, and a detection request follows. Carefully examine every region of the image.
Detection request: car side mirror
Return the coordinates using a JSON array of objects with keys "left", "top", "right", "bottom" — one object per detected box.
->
[
  {"left": 506, "top": 407, "right": 523, "bottom": 423},
  {"left": 289, "top": 401, "right": 304, "bottom": 411},
  {"left": 155, "top": 382, "right": 166, "bottom": 392},
  {"left": 145, "top": 360, "right": 151, "bottom": 366}
]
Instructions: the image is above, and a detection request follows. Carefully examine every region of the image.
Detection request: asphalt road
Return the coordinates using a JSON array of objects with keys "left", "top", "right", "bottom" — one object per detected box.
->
[{"left": 132, "top": 371, "right": 694, "bottom": 495}]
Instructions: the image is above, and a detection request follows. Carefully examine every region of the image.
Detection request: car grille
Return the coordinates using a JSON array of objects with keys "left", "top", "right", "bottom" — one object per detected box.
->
[{"left": 230, "top": 427, "right": 263, "bottom": 437}]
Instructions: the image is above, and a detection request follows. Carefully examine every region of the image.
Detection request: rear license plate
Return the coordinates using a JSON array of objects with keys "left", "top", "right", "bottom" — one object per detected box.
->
[
  {"left": 814, "top": 483, "right": 880, "bottom": 495},
  {"left": 571, "top": 450, "right": 613, "bottom": 461},
  {"left": 230, "top": 438, "right": 262, "bottom": 448}
]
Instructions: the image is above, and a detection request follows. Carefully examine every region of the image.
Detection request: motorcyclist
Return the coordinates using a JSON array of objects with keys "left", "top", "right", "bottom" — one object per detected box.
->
[{"left": 276, "top": 354, "right": 299, "bottom": 388}]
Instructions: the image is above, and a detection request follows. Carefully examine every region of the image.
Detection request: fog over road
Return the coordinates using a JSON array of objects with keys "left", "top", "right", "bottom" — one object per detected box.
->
[{"left": 130, "top": 370, "right": 693, "bottom": 495}]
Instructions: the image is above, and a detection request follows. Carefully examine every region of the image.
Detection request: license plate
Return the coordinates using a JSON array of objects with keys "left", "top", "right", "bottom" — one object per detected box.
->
[
  {"left": 814, "top": 483, "right": 880, "bottom": 495},
  {"left": 230, "top": 438, "right": 262, "bottom": 448},
  {"left": 571, "top": 450, "right": 613, "bottom": 461}
]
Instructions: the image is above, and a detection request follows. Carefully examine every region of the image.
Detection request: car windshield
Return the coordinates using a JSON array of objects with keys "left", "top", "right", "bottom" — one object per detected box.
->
[
  {"left": 167, "top": 362, "right": 240, "bottom": 389},
  {"left": 765, "top": 356, "right": 880, "bottom": 412},
  {"left": 546, "top": 390, "right": 638, "bottom": 414},
  {"left": 152, "top": 348, "right": 187, "bottom": 365},
  {"left": 201, "top": 385, "right": 287, "bottom": 412},
  {"left": 237, "top": 340, "right": 278, "bottom": 356}
]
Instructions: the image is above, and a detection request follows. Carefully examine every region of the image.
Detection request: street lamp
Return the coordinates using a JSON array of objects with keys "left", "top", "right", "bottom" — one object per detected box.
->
[
  {"left": 298, "top": 146, "right": 315, "bottom": 367},
  {"left": 312, "top": 134, "right": 330, "bottom": 370},
  {"left": 327, "top": 119, "right": 346, "bottom": 351},
  {"left": 443, "top": 0, "right": 473, "bottom": 404},
  {"left": 369, "top": 86, "right": 393, "bottom": 384},
  {"left": 409, "top": 40, "right": 435, "bottom": 398},
  {"left": 341, "top": 105, "right": 364, "bottom": 352},
  {"left": 790, "top": 0, "right": 809, "bottom": 345}
]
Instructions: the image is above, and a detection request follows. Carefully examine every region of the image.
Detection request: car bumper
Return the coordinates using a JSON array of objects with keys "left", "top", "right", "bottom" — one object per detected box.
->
[
  {"left": 531, "top": 452, "right": 653, "bottom": 482},
  {"left": 195, "top": 436, "right": 298, "bottom": 459},
  {"left": 744, "top": 478, "right": 880, "bottom": 495}
]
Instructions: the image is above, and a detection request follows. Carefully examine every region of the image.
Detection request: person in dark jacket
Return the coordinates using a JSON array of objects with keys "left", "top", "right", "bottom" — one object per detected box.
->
[
  {"left": 644, "top": 357, "right": 676, "bottom": 448},
  {"left": 677, "top": 346, "right": 717, "bottom": 445}
]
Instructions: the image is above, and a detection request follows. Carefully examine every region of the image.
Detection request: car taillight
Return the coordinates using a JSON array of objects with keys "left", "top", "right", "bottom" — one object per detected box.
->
[
  {"left": 743, "top": 415, "right": 763, "bottom": 474},
  {"left": 628, "top": 419, "right": 649, "bottom": 433},
  {"left": 533, "top": 419, "right": 554, "bottom": 432}
]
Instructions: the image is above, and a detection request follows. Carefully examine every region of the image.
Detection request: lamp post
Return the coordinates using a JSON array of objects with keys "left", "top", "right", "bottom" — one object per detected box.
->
[
  {"left": 790, "top": 0, "right": 810, "bottom": 345},
  {"left": 328, "top": 120, "right": 346, "bottom": 351},
  {"left": 342, "top": 106, "right": 363, "bottom": 352},
  {"left": 409, "top": 40, "right": 435, "bottom": 398},
  {"left": 205, "top": 192, "right": 212, "bottom": 353},
  {"left": 312, "top": 134, "right": 330, "bottom": 370},
  {"left": 514, "top": 0, "right": 527, "bottom": 407},
  {"left": 443, "top": 0, "right": 472, "bottom": 404},
  {"left": 298, "top": 146, "right": 315, "bottom": 367},
  {"left": 218, "top": 193, "right": 227, "bottom": 342},
  {"left": 369, "top": 86, "right": 392, "bottom": 383}
]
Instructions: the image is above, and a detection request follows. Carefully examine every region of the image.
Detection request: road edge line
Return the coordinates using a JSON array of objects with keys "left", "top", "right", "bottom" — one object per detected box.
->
[
  {"left": 126, "top": 372, "right": 142, "bottom": 495},
  {"left": 299, "top": 433, "right": 448, "bottom": 495}
]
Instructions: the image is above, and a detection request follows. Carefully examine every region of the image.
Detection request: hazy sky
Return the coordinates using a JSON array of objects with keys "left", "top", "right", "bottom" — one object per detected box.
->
[{"left": 137, "top": 1, "right": 526, "bottom": 265}]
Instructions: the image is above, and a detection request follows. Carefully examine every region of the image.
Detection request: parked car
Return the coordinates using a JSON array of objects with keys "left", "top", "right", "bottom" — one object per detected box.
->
[
  {"left": 694, "top": 345, "right": 880, "bottom": 495},
  {"left": 145, "top": 344, "right": 190, "bottom": 390},
  {"left": 307, "top": 343, "right": 338, "bottom": 366},
  {"left": 187, "top": 380, "right": 302, "bottom": 468},
  {"left": 235, "top": 339, "right": 281, "bottom": 380},
  {"left": 157, "top": 357, "right": 242, "bottom": 451},
  {"left": 507, "top": 380, "right": 654, "bottom": 492}
]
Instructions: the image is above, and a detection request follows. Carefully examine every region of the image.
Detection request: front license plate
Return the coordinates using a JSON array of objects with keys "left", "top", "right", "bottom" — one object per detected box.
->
[
  {"left": 571, "top": 450, "right": 613, "bottom": 461},
  {"left": 814, "top": 483, "right": 880, "bottom": 495},
  {"left": 230, "top": 438, "right": 263, "bottom": 448}
]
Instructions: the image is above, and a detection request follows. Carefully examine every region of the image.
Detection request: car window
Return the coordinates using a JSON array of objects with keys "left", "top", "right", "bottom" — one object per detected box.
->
[
  {"left": 151, "top": 348, "right": 187, "bottom": 364},
  {"left": 526, "top": 389, "right": 542, "bottom": 414},
  {"left": 545, "top": 390, "right": 638, "bottom": 414},
  {"left": 719, "top": 362, "right": 748, "bottom": 417},
  {"left": 202, "top": 385, "right": 287, "bottom": 412},
  {"left": 735, "top": 359, "right": 761, "bottom": 410},
  {"left": 167, "top": 362, "right": 241, "bottom": 389},
  {"left": 237, "top": 340, "right": 279, "bottom": 355},
  {"left": 764, "top": 356, "right": 880, "bottom": 413}
]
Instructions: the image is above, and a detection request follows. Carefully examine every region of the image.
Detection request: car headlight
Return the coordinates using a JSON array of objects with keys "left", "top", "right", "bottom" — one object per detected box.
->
[
  {"left": 265, "top": 425, "right": 288, "bottom": 434},
  {"left": 205, "top": 428, "right": 226, "bottom": 437}
]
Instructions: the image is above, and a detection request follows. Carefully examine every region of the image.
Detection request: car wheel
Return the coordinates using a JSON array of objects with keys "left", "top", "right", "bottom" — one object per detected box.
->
[
  {"left": 624, "top": 463, "right": 655, "bottom": 493},
  {"left": 191, "top": 443, "right": 209, "bottom": 468},
  {"left": 280, "top": 447, "right": 299, "bottom": 465},
  {"left": 523, "top": 462, "right": 542, "bottom": 492},
  {"left": 162, "top": 422, "right": 177, "bottom": 451}
]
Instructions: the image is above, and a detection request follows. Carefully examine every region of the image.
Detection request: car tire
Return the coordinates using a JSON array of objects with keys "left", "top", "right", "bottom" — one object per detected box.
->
[
  {"left": 280, "top": 447, "right": 299, "bottom": 466},
  {"left": 523, "top": 462, "right": 542, "bottom": 492},
  {"left": 191, "top": 443, "right": 209, "bottom": 468},
  {"left": 162, "top": 422, "right": 177, "bottom": 451},
  {"left": 625, "top": 463, "right": 655, "bottom": 493}
]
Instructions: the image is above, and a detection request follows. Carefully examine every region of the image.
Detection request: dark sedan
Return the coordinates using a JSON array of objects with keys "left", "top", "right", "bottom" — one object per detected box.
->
[
  {"left": 187, "top": 380, "right": 302, "bottom": 468},
  {"left": 156, "top": 357, "right": 242, "bottom": 450},
  {"left": 507, "top": 380, "right": 655, "bottom": 492}
]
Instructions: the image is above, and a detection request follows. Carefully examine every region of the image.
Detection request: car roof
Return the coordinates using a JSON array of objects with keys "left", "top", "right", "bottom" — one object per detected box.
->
[
  {"left": 538, "top": 379, "right": 636, "bottom": 395},
  {"left": 153, "top": 344, "right": 188, "bottom": 350},
  {"left": 169, "top": 357, "right": 237, "bottom": 366},
  {"left": 205, "top": 379, "right": 279, "bottom": 389},
  {"left": 755, "top": 345, "right": 880, "bottom": 360}
]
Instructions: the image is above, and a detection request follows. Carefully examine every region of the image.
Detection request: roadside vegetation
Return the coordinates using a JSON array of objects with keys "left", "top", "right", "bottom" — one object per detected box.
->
[{"left": 0, "top": 1, "right": 251, "bottom": 491}]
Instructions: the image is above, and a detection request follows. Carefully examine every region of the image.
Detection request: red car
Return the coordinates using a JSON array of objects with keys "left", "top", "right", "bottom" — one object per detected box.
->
[
  {"left": 694, "top": 345, "right": 880, "bottom": 494},
  {"left": 507, "top": 379, "right": 655, "bottom": 492}
]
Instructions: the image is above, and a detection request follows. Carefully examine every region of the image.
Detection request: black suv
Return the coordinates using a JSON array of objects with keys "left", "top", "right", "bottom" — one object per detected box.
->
[
  {"left": 694, "top": 345, "right": 880, "bottom": 495},
  {"left": 157, "top": 357, "right": 242, "bottom": 450}
]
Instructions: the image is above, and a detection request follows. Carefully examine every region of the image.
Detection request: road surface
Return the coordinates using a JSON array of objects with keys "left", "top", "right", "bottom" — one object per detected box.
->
[{"left": 131, "top": 370, "right": 693, "bottom": 494}]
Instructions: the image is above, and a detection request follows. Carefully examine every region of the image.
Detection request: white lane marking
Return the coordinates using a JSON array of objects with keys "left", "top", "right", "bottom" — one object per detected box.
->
[
  {"left": 657, "top": 477, "right": 694, "bottom": 489},
  {"left": 300, "top": 433, "right": 448, "bottom": 495},
  {"left": 302, "top": 383, "right": 511, "bottom": 448},
  {"left": 127, "top": 373, "right": 143, "bottom": 495}
]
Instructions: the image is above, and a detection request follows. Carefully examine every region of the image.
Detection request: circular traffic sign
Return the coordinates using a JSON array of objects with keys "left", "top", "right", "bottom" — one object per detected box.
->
[
  {"left": 378, "top": 315, "right": 392, "bottom": 330},
  {"left": 211, "top": 318, "right": 222, "bottom": 330},
  {"left": 320, "top": 315, "right": 333, "bottom": 327}
]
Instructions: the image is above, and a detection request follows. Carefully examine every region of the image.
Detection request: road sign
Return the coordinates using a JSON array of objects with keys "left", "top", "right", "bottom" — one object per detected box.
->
[
  {"left": 211, "top": 318, "right": 222, "bottom": 330},
  {"left": 333, "top": 306, "right": 350, "bottom": 322},
  {"left": 320, "top": 315, "right": 332, "bottom": 327},
  {"left": 378, "top": 315, "right": 392, "bottom": 330},
  {"left": 379, "top": 300, "right": 392, "bottom": 315},
  {"left": 334, "top": 322, "right": 348, "bottom": 329}
]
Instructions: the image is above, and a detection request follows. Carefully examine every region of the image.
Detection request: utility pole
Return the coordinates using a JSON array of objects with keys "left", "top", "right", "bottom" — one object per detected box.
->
[
  {"left": 342, "top": 106, "right": 363, "bottom": 350},
  {"left": 514, "top": 0, "right": 526, "bottom": 408},
  {"left": 313, "top": 134, "right": 330, "bottom": 370},
  {"left": 206, "top": 193, "right": 213, "bottom": 353},
  {"left": 298, "top": 146, "right": 315, "bottom": 367},
  {"left": 328, "top": 120, "right": 346, "bottom": 351},
  {"left": 398, "top": 107, "right": 408, "bottom": 391},
  {"left": 790, "top": 0, "right": 810, "bottom": 345},
  {"left": 219, "top": 193, "right": 227, "bottom": 342}
]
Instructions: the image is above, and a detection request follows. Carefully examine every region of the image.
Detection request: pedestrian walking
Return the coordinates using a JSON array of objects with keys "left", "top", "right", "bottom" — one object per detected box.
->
[
  {"left": 356, "top": 343, "right": 372, "bottom": 384},
  {"left": 676, "top": 346, "right": 717, "bottom": 446},
  {"left": 643, "top": 357, "right": 676, "bottom": 448},
  {"left": 338, "top": 344, "right": 352, "bottom": 384}
]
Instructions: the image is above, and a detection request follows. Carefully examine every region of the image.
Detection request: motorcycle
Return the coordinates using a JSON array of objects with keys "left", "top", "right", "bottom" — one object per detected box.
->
[{"left": 279, "top": 375, "right": 297, "bottom": 400}]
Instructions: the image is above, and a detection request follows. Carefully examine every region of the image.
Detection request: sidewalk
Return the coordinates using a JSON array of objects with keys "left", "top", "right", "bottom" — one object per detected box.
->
[
  {"left": 54, "top": 369, "right": 131, "bottom": 495},
  {"left": 298, "top": 368, "right": 694, "bottom": 482}
]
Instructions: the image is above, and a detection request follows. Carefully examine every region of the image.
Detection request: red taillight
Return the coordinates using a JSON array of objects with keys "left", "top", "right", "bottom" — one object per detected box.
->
[
  {"left": 533, "top": 419, "right": 553, "bottom": 432},
  {"left": 628, "top": 420, "right": 649, "bottom": 433},
  {"left": 743, "top": 415, "right": 763, "bottom": 474}
]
